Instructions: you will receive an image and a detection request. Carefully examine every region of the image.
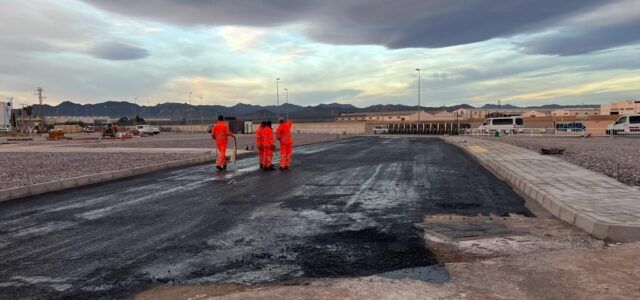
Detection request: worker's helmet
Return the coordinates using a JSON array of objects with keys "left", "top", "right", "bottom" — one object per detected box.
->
[
  {"left": 261, "top": 121, "right": 267, "bottom": 126},
  {"left": 218, "top": 115, "right": 224, "bottom": 121},
  {"left": 279, "top": 118, "right": 285, "bottom": 123},
  {"left": 266, "top": 121, "right": 272, "bottom": 127}
]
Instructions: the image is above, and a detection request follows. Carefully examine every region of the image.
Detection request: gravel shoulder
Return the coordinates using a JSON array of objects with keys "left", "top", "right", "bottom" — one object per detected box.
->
[
  {"left": 0, "top": 152, "right": 202, "bottom": 190},
  {"left": 477, "top": 136, "right": 640, "bottom": 187},
  {"left": 0, "top": 133, "right": 341, "bottom": 190},
  {"left": 75, "top": 133, "right": 341, "bottom": 149}
]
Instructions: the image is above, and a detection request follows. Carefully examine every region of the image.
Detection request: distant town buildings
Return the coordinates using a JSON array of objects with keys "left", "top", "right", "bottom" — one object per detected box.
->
[{"left": 336, "top": 99, "right": 639, "bottom": 122}]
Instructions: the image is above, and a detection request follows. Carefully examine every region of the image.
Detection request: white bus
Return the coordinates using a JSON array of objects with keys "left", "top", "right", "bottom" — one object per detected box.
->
[{"left": 479, "top": 116, "right": 524, "bottom": 133}]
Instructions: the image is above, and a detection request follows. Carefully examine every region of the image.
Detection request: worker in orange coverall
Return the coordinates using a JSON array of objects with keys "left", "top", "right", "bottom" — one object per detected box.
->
[
  {"left": 261, "top": 121, "right": 275, "bottom": 171},
  {"left": 255, "top": 121, "right": 266, "bottom": 168},
  {"left": 211, "top": 115, "right": 234, "bottom": 171},
  {"left": 276, "top": 118, "right": 293, "bottom": 170}
]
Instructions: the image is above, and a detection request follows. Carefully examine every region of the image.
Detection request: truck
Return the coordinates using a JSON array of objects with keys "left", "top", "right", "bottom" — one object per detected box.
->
[{"left": 606, "top": 114, "right": 640, "bottom": 135}]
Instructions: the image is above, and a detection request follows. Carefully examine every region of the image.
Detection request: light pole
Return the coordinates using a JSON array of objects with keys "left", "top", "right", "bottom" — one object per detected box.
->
[
  {"left": 188, "top": 91, "right": 192, "bottom": 132},
  {"left": 276, "top": 78, "right": 281, "bottom": 120},
  {"left": 284, "top": 88, "right": 289, "bottom": 120},
  {"left": 416, "top": 68, "right": 421, "bottom": 122},
  {"left": 133, "top": 97, "right": 138, "bottom": 126},
  {"left": 199, "top": 96, "right": 203, "bottom": 131}
]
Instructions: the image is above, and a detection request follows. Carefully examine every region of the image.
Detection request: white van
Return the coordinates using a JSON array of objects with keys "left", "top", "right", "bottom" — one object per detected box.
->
[
  {"left": 372, "top": 125, "right": 389, "bottom": 134},
  {"left": 479, "top": 117, "right": 524, "bottom": 133},
  {"left": 606, "top": 114, "right": 640, "bottom": 135},
  {"left": 136, "top": 125, "right": 156, "bottom": 135}
]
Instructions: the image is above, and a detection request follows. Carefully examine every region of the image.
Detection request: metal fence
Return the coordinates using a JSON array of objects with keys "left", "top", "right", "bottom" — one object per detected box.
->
[{"left": 460, "top": 128, "right": 640, "bottom": 137}]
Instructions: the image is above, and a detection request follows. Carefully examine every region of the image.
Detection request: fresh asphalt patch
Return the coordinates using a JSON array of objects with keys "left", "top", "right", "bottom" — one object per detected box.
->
[{"left": 0, "top": 136, "right": 530, "bottom": 299}]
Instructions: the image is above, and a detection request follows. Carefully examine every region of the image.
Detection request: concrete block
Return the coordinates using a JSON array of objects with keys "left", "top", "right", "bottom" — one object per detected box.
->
[
  {"left": 591, "top": 222, "right": 610, "bottom": 240},
  {"left": 100, "top": 172, "right": 114, "bottom": 181},
  {"left": 45, "top": 181, "right": 63, "bottom": 193},
  {"left": 574, "top": 214, "right": 596, "bottom": 233},
  {"left": 75, "top": 175, "right": 91, "bottom": 186},
  {"left": 60, "top": 178, "right": 77, "bottom": 189},
  {"left": 10, "top": 186, "right": 30, "bottom": 199},
  {"left": 558, "top": 206, "right": 577, "bottom": 224},
  {"left": 28, "top": 183, "right": 48, "bottom": 196},
  {"left": 0, "top": 190, "right": 11, "bottom": 202},
  {"left": 607, "top": 224, "right": 640, "bottom": 242}
]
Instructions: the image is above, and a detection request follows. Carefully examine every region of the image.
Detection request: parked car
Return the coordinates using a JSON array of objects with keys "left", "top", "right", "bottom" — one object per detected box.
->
[
  {"left": 153, "top": 127, "right": 160, "bottom": 135},
  {"left": 555, "top": 122, "right": 586, "bottom": 132},
  {"left": 606, "top": 114, "right": 640, "bottom": 135},
  {"left": 0, "top": 126, "right": 10, "bottom": 133},
  {"left": 83, "top": 125, "right": 95, "bottom": 133},
  {"left": 372, "top": 125, "right": 389, "bottom": 134},
  {"left": 479, "top": 116, "right": 524, "bottom": 133}
]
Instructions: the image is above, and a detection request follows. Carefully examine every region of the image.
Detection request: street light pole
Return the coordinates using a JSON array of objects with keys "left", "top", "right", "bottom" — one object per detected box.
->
[
  {"left": 200, "top": 96, "right": 203, "bottom": 131},
  {"left": 416, "top": 68, "right": 421, "bottom": 122},
  {"left": 276, "top": 78, "right": 281, "bottom": 120},
  {"left": 133, "top": 97, "right": 138, "bottom": 126},
  {"left": 189, "top": 91, "right": 192, "bottom": 133},
  {"left": 284, "top": 88, "right": 289, "bottom": 120}
]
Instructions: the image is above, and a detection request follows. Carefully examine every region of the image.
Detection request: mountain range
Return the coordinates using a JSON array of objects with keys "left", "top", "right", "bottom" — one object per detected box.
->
[{"left": 29, "top": 101, "right": 599, "bottom": 121}]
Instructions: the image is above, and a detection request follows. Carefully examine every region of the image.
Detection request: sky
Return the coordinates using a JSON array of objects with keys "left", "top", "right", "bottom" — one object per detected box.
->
[{"left": 1, "top": 0, "right": 639, "bottom": 108}]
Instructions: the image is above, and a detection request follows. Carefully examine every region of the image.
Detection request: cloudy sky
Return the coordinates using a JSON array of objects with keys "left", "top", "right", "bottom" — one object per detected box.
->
[{"left": 1, "top": 0, "right": 639, "bottom": 107}]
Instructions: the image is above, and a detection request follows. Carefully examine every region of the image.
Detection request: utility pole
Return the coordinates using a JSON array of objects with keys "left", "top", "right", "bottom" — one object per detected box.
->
[
  {"left": 416, "top": 69, "right": 421, "bottom": 122},
  {"left": 34, "top": 87, "right": 45, "bottom": 132},
  {"left": 199, "top": 96, "right": 203, "bottom": 131},
  {"left": 284, "top": 88, "right": 289, "bottom": 120},
  {"left": 276, "top": 78, "right": 280, "bottom": 120},
  {"left": 189, "top": 91, "right": 192, "bottom": 133},
  {"left": 133, "top": 97, "right": 138, "bottom": 126}
]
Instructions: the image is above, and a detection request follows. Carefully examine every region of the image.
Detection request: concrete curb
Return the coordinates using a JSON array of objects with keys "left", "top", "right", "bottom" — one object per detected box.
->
[
  {"left": 440, "top": 137, "right": 640, "bottom": 242},
  {"left": 0, "top": 155, "right": 217, "bottom": 203}
]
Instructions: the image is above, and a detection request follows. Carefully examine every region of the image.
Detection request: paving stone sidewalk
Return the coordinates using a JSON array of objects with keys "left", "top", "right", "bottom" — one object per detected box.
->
[{"left": 443, "top": 136, "right": 640, "bottom": 242}]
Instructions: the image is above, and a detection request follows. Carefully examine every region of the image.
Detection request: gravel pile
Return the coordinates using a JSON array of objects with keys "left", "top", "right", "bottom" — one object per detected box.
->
[
  {"left": 480, "top": 136, "right": 640, "bottom": 187},
  {"left": 0, "top": 152, "right": 201, "bottom": 190},
  {"left": 79, "top": 133, "right": 340, "bottom": 149}
]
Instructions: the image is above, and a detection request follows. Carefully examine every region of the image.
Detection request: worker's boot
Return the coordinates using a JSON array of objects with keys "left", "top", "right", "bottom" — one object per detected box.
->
[
  {"left": 216, "top": 166, "right": 223, "bottom": 171},
  {"left": 223, "top": 164, "right": 227, "bottom": 170}
]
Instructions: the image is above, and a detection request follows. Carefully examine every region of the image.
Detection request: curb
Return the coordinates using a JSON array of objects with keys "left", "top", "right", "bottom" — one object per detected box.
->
[
  {"left": 0, "top": 155, "right": 216, "bottom": 203},
  {"left": 440, "top": 137, "right": 640, "bottom": 242}
]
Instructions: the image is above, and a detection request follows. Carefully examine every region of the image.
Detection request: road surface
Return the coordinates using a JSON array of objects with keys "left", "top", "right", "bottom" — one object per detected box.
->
[{"left": 0, "top": 136, "right": 530, "bottom": 299}]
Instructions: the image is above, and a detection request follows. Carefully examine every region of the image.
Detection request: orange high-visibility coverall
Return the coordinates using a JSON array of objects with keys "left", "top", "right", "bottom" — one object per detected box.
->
[
  {"left": 211, "top": 121, "right": 234, "bottom": 167},
  {"left": 276, "top": 120, "right": 293, "bottom": 168},
  {"left": 261, "top": 125, "right": 274, "bottom": 167},
  {"left": 255, "top": 124, "right": 264, "bottom": 166}
]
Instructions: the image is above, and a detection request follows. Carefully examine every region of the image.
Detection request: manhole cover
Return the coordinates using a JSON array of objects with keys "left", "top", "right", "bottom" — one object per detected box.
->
[{"left": 414, "top": 221, "right": 517, "bottom": 241}]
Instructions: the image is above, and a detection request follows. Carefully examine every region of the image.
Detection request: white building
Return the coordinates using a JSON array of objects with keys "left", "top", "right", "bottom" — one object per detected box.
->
[
  {"left": 600, "top": 100, "right": 640, "bottom": 115},
  {"left": 551, "top": 108, "right": 600, "bottom": 118},
  {"left": 0, "top": 101, "right": 13, "bottom": 131}
]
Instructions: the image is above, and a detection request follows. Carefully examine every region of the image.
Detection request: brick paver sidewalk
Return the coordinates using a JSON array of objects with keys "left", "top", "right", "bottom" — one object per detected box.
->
[{"left": 443, "top": 136, "right": 640, "bottom": 242}]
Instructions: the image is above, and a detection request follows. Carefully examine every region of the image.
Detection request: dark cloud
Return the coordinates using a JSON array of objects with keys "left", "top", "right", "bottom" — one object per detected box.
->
[
  {"left": 87, "top": 42, "right": 150, "bottom": 60},
  {"left": 81, "top": 0, "right": 602, "bottom": 48},
  {"left": 516, "top": 20, "right": 640, "bottom": 56}
]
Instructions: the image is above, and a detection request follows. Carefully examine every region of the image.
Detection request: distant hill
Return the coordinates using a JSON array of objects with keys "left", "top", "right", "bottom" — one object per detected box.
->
[{"left": 32, "top": 101, "right": 599, "bottom": 121}]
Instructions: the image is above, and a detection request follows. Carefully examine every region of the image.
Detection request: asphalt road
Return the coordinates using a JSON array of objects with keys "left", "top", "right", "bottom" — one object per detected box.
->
[{"left": 0, "top": 136, "right": 530, "bottom": 299}]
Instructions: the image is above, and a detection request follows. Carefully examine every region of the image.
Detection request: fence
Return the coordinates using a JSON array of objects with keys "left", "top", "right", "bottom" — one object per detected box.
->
[{"left": 460, "top": 128, "right": 640, "bottom": 137}]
